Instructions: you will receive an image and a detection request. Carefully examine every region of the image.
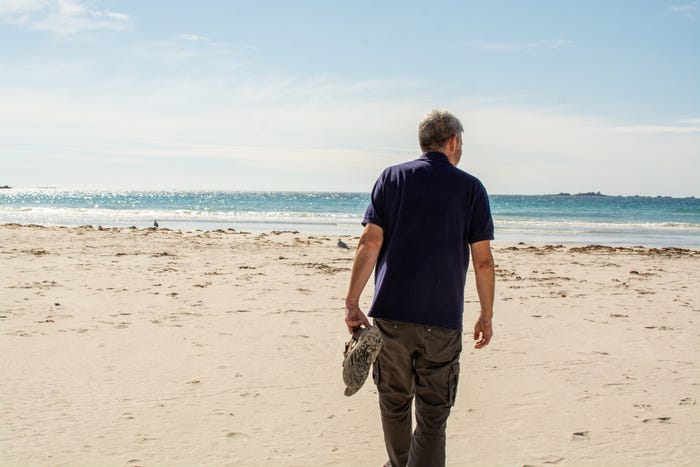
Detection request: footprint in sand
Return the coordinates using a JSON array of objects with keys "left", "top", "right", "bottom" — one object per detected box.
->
[
  {"left": 643, "top": 417, "right": 672, "bottom": 424},
  {"left": 523, "top": 456, "right": 566, "bottom": 466},
  {"left": 523, "top": 456, "right": 565, "bottom": 467},
  {"left": 136, "top": 434, "right": 157, "bottom": 443},
  {"left": 680, "top": 397, "right": 696, "bottom": 406},
  {"left": 542, "top": 456, "right": 565, "bottom": 464}
]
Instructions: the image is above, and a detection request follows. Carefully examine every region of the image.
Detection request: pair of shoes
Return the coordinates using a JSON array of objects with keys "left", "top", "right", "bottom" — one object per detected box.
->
[{"left": 342, "top": 326, "right": 382, "bottom": 396}]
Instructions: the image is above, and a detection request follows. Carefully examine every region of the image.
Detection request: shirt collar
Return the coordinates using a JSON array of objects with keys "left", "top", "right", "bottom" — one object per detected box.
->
[{"left": 419, "top": 151, "right": 450, "bottom": 164}]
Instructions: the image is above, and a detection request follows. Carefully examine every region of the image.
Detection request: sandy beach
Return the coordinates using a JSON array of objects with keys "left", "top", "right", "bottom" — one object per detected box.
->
[{"left": 1, "top": 224, "right": 698, "bottom": 466}]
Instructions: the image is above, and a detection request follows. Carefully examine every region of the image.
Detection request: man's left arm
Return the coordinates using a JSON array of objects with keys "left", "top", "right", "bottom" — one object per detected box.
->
[{"left": 471, "top": 240, "right": 495, "bottom": 348}]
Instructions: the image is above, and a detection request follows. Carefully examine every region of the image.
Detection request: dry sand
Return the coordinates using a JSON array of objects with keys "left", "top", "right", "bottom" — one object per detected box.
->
[{"left": 0, "top": 224, "right": 698, "bottom": 466}]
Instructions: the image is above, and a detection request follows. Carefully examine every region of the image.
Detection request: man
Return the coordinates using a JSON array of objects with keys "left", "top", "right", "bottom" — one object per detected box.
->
[{"left": 345, "top": 109, "right": 495, "bottom": 467}]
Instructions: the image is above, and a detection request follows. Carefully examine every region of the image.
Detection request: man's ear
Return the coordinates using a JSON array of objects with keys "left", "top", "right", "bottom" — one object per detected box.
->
[{"left": 445, "top": 134, "right": 457, "bottom": 154}]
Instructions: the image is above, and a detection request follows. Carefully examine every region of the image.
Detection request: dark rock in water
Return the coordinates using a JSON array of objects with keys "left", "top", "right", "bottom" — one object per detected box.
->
[{"left": 573, "top": 191, "right": 608, "bottom": 197}]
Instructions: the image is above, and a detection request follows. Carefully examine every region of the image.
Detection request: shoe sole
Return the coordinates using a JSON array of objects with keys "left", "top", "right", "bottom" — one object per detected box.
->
[{"left": 343, "top": 326, "right": 382, "bottom": 396}]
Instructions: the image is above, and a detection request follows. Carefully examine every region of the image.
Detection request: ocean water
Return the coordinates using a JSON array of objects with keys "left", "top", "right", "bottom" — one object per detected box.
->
[{"left": 0, "top": 189, "right": 698, "bottom": 248}]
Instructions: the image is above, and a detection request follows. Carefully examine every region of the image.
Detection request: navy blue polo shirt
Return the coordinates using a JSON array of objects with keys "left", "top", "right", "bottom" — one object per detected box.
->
[{"left": 363, "top": 151, "right": 494, "bottom": 331}]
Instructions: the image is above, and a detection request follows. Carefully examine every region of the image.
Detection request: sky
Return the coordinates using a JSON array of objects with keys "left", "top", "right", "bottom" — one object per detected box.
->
[{"left": 0, "top": 0, "right": 699, "bottom": 196}]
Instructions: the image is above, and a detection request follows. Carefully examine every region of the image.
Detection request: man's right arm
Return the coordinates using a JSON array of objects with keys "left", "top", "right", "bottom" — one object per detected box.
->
[{"left": 344, "top": 223, "right": 384, "bottom": 333}]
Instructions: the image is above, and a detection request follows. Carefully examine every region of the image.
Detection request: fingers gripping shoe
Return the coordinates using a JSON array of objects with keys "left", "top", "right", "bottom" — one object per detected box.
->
[{"left": 342, "top": 326, "right": 382, "bottom": 396}]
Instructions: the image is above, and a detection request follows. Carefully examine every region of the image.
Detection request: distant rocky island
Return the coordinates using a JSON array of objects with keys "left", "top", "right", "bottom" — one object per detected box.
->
[
  {"left": 0, "top": 185, "right": 12, "bottom": 189},
  {"left": 548, "top": 191, "right": 609, "bottom": 197}
]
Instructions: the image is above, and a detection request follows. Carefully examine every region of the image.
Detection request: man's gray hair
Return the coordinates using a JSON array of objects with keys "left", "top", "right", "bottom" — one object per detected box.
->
[{"left": 418, "top": 110, "right": 464, "bottom": 152}]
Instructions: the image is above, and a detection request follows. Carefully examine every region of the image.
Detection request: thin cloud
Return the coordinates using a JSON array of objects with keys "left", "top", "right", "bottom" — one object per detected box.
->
[
  {"left": 669, "top": 2, "right": 699, "bottom": 12},
  {"left": 178, "top": 33, "right": 207, "bottom": 42},
  {"left": 0, "top": 0, "right": 130, "bottom": 35},
  {"left": 141, "top": 35, "right": 255, "bottom": 70},
  {"left": 609, "top": 124, "right": 700, "bottom": 134},
  {"left": 466, "top": 39, "right": 570, "bottom": 52},
  {"left": 105, "top": 11, "right": 128, "bottom": 21},
  {"left": 667, "top": 1, "right": 699, "bottom": 19}
]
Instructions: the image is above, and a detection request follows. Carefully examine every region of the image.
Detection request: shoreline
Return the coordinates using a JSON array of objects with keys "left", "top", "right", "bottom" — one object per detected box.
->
[
  {"left": 3, "top": 222, "right": 700, "bottom": 252},
  {"left": 1, "top": 223, "right": 698, "bottom": 465}
]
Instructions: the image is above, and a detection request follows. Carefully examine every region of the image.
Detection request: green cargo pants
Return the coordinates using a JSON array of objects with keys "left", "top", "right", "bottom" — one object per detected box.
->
[{"left": 373, "top": 318, "right": 462, "bottom": 467}]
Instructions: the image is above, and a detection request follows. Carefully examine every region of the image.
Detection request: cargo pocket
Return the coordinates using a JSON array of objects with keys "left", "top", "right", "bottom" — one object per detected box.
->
[
  {"left": 448, "top": 362, "right": 460, "bottom": 406},
  {"left": 372, "top": 360, "right": 380, "bottom": 386}
]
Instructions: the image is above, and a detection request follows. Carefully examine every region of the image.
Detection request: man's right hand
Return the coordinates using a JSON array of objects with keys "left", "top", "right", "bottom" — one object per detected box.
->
[{"left": 345, "top": 303, "right": 370, "bottom": 334}]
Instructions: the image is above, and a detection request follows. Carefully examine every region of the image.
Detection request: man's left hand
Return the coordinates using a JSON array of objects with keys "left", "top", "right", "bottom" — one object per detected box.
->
[{"left": 473, "top": 315, "right": 493, "bottom": 349}]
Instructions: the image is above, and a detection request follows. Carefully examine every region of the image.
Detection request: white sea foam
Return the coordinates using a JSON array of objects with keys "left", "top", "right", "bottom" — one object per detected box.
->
[
  {"left": 0, "top": 206, "right": 362, "bottom": 233},
  {"left": 493, "top": 218, "right": 700, "bottom": 232}
]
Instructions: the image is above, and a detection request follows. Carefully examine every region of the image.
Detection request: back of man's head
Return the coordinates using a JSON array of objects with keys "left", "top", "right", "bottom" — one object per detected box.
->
[{"left": 418, "top": 110, "right": 464, "bottom": 152}]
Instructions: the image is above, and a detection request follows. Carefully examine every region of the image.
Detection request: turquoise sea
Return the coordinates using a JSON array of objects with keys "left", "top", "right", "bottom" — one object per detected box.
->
[{"left": 1, "top": 190, "right": 698, "bottom": 248}]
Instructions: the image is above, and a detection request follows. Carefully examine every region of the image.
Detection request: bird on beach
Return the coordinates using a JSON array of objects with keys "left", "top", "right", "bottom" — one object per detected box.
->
[
  {"left": 154, "top": 220, "right": 159, "bottom": 228},
  {"left": 338, "top": 239, "right": 349, "bottom": 250}
]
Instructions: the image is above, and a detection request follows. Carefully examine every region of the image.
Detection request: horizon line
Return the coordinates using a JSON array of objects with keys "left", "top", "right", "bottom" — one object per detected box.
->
[{"left": 0, "top": 187, "right": 697, "bottom": 199}]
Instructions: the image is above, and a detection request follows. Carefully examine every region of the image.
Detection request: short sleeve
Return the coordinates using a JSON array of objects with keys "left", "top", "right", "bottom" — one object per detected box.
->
[
  {"left": 467, "top": 182, "right": 495, "bottom": 244},
  {"left": 362, "top": 174, "right": 386, "bottom": 228}
]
